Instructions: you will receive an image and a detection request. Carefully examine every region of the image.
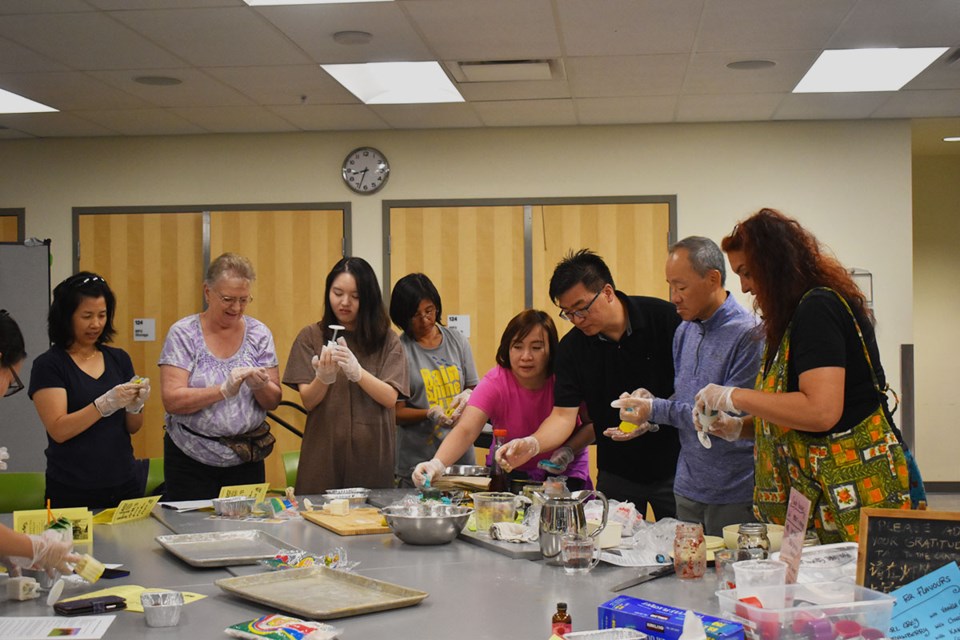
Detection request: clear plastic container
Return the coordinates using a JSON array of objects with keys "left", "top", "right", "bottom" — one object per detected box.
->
[{"left": 717, "top": 582, "right": 894, "bottom": 640}]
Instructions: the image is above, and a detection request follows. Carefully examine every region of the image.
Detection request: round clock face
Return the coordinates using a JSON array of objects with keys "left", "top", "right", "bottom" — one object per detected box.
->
[{"left": 341, "top": 147, "right": 390, "bottom": 194}]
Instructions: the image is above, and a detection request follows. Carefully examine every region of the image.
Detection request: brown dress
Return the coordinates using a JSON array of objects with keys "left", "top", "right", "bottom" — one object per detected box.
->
[{"left": 283, "top": 323, "right": 408, "bottom": 493}]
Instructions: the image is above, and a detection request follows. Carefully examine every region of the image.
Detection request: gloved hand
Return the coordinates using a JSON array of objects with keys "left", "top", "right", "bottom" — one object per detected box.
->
[
  {"left": 0, "top": 555, "right": 22, "bottom": 577},
  {"left": 244, "top": 367, "right": 269, "bottom": 391},
  {"left": 0, "top": 446, "right": 8, "bottom": 471},
  {"left": 694, "top": 383, "right": 738, "bottom": 417},
  {"left": 610, "top": 389, "right": 654, "bottom": 425},
  {"left": 412, "top": 458, "right": 446, "bottom": 488},
  {"left": 693, "top": 410, "right": 745, "bottom": 442},
  {"left": 446, "top": 389, "right": 472, "bottom": 423},
  {"left": 602, "top": 422, "right": 654, "bottom": 441},
  {"left": 546, "top": 446, "right": 574, "bottom": 474},
  {"left": 332, "top": 337, "right": 362, "bottom": 383},
  {"left": 12, "top": 530, "right": 81, "bottom": 577},
  {"left": 311, "top": 347, "right": 338, "bottom": 385},
  {"left": 126, "top": 376, "right": 150, "bottom": 414},
  {"left": 426, "top": 405, "right": 455, "bottom": 427},
  {"left": 219, "top": 367, "right": 254, "bottom": 399},
  {"left": 495, "top": 436, "right": 540, "bottom": 472},
  {"left": 94, "top": 381, "right": 140, "bottom": 417}
]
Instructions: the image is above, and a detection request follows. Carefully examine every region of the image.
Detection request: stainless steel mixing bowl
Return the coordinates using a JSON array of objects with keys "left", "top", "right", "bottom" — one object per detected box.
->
[{"left": 380, "top": 504, "right": 473, "bottom": 545}]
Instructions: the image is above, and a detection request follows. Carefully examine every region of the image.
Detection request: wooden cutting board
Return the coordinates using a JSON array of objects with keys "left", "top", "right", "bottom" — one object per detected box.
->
[{"left": 302, "top": 507, "right": 390, "bottom": 536}]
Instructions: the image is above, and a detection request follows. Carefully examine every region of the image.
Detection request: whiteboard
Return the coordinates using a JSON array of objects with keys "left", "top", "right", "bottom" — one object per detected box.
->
[{"left": 0, "top": 242, "right": 51, "bottom": 472}]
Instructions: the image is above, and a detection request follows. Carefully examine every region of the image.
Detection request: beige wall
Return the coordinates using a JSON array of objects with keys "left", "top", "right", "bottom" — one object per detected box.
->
[
  {"left": 912, "top": 156, "right": 960, "bottom": 483},
  {"left": 0, "top": 119, "right": 938, "bottom": 477}
]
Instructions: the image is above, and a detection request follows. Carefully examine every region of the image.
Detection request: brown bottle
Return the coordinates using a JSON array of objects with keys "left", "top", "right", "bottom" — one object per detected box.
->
[
  {"left": 551, "top": 602, "right": 572, "bottom": 637},
  {"left": 488, "top": 428, "right": 510, "bottom": 492}
]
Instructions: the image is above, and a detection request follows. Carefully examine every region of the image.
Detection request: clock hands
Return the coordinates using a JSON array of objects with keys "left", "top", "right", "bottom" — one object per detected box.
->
[{"left": 356, "top": 168, "right": 368, "bottom": 188}]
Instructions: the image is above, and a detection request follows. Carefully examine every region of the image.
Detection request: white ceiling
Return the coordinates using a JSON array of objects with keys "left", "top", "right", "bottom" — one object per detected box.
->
[{"left": 0, "top": 0, "right": 958, "bottom": 154}]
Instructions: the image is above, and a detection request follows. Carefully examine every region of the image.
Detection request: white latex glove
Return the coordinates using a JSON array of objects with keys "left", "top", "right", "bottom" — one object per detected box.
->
[
  {"left": 94, "top": 381, "right": 140, "bottom": 417},
  {"left": 426, "top": 405, "right": 455, "bottom": 427},
  {"left": 126, "top": 376, "right": 150, "bottom": 414},
  {"left": 694, "top": 383, "right": 738, "bottom": 416},
  {"left": 692, "top": 410, "right": 745, "bottom": 442},
  {"left": 219, "top": 366, "right": 255, "bottom": 399},
  {"left": 0, "top": 446, "right": 8, "bottom": 471},
  {"left": 446, "top": 389, "right": 473, "bottom": 423},
  {"left": 311, "top": 347, "right": 338, "bottom": 385},
  {"left": 495, "top": 436, "right": 540, "bottom": 472},
  {"left": 602, "top": 422, "right": 654, "bottom": 441},
  {"left": 332, "top": 337, "right": 362, "bottom": 383},
  {"left": 610, "top": 390, "right": 653, "bottom": 425},
  {"left": 244, "top": 367, "right": 269, "bottom": 391},
  {"left": 412, "top": 458, "right": 446, "bottom": 488},
  {"left": 12, "top": 530, "right": 81, "bottom": 577},
  {"left": 547, "top": 446, "right": 574, "bottom": 473}
]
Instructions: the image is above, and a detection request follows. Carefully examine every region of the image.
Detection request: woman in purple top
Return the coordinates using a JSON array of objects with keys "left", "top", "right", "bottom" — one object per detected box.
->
[
  {"left": 412, "top": 309, "right": 594, "bottom": 491},
  {"left": 159, "top": 253, "right": 282, "bottom": 500}
]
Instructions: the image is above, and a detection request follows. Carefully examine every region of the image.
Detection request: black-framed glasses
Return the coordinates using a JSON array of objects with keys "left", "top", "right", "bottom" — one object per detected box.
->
[
  {"left": 4, "top": 367, "right": 24, "bottom": 398},
  {"left": 558, "top": 290, "right": 602, "bottom": 322}
]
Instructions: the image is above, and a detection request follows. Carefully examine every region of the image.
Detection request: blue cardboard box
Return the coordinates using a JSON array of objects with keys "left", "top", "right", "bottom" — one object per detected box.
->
[{"left": 599, "top": 595, "right": 744, "bottom": 640}]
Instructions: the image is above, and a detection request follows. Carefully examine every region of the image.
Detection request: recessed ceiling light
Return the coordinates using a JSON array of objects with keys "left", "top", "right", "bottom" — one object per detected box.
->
[
  {"left": 0, "top": 88, "right": 56, "bottom": 114},
  {"left": 243, "top": 0, "right": 391, "bottom": 5},
  {"left": 944, "top": 136, "right": 960, "bottom": 142},
  {"left": 333, "top": 31, "right": 373, "bottom": 45},
  {"left": 794, "top": 47, "right": 948, "bottom": 93},
  {"left": 134, "top": 76, "right": 182, "bottom": 86},
  {"left": 321, "top": 61, "right": 464, "bottom": 104},
  {"left": 726, "top": 60, "right": 776, "bottom": 71}
]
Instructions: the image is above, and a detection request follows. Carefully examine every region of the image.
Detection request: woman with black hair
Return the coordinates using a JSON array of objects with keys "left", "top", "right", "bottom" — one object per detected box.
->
[
  {"left": 29, "top": 273, "right": 149, "bottom": 508},
  {"left": 283, "top": 257, "right": 408, "bottom": 492},
  {"left": 389, "top": 273, "right": 478, "bottom": 487}
]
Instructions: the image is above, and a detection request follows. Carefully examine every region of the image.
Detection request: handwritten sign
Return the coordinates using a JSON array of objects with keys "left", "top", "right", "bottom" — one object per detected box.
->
[
  {"left": 218, "top": 482, "right": 269, "bottom": 503},
  {"left": 780, "top": 487, "right": 812, "bottom": 584},
  {"left": 888, "top": 561, "right": 960, "bottom": 639},
  {"left": 92, "top": 496, "right": 161, "bottom": 525},
  {"left": 857, "top": 508, "right": 960, "bottom": 593},
  {"left": 13, "top": 507, "right": 94, "bottom": 545}
]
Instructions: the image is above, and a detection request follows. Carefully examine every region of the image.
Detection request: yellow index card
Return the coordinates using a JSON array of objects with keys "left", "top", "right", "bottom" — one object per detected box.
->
[
  {"left": 13, "top": 507, "right": 94, "bottom": 545},
  {"left": 93, "top": 495, "right": 161, "bottom": 525},
  {"left": 218, "top": 482, "right": 269, "bottom": 502}
]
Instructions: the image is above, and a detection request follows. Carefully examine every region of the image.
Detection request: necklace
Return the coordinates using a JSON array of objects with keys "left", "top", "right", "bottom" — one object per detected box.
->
[{"left": 69, "top": 348, "right": 99, "bottom": 361}]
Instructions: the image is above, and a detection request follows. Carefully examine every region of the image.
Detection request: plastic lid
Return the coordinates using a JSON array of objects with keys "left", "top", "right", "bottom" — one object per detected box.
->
[{"left": 556, "top": 602, "right": 567, "bottom": 610}]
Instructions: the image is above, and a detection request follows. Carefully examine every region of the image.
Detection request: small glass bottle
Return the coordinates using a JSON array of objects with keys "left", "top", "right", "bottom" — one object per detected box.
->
[
  {"left": 737, "top": 522, "right": 770, "bottom": 558},
  {"left": 803, "top": 530, "right": 820, "bottom": 547},
  {"left": 488, "top": 428, "right": 510, "bottom": 492},
  {"left": 674, "top": 522, "right": 707, "bottom": 579},
  {"left": 551, "top": 602, "right": 572, "bottom": 638}
]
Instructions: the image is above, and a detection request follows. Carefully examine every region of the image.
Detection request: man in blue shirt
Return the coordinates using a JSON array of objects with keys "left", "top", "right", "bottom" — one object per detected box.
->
[{"left": 612, "top": 237, "right": 762, "bottom": 535}]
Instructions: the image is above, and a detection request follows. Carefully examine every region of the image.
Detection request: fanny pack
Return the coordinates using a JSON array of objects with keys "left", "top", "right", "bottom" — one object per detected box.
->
[{"left": 180, "top": 421, "right": 275, "bottom": 463}]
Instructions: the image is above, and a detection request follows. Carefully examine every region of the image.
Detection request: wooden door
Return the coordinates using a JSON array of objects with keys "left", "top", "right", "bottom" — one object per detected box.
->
[
  {"left": 78, "top": 212, "right": 204, "bottom": 459},
  {"left": 532, "top": 202, "right": 671, "bottom": 339},
  {"left": 389, "top": 205, "right": 525, "bottom": 379},
  {"left": 210, "top": 209, "right": 344, "bottom": 487}
]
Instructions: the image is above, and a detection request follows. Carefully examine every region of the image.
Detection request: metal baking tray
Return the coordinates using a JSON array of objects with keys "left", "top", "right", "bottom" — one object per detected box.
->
[
  {"left": 215, "top": 566, "right": 428, "bottom": 619},
  {"left": 155, "top": 530, "right": 298, "bottom": 567}
]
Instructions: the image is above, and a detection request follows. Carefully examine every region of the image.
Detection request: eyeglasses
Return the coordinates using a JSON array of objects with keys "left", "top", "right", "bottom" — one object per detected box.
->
[
  {"left": 558, "top": 290, "right": 602, "bottom": 322},
  {"left": 4, "top": 367, "right": 24, "bottom": 398},
  {"left": 212, "top": 291, "right": 253, "bottom": 306},
  {"left": 413, "top": 306, "right": 437, "bottom": 320}
]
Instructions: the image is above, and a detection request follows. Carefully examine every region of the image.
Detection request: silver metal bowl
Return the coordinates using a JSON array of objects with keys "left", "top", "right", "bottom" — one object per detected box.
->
[
  {"left": 320, "top": 487, "right": 371, "bottom": 506},
  {"left": 444, "top": 465, "right": 490, "bottom": 477},
  {"left": 380, "top": 505, "right": 473, "bottom": 545}
]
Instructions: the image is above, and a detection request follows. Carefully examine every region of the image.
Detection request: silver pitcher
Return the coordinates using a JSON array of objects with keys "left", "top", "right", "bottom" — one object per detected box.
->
[{"left": 538, "top": 489, "right": 608, "bottom": 564}]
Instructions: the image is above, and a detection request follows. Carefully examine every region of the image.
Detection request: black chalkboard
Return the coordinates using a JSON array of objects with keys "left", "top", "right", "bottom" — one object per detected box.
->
[{"left": 857, "top": 508, "right": 960, "bottom": 593}]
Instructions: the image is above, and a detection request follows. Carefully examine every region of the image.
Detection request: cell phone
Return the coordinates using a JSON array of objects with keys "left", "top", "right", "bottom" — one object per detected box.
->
[{"left": 53, "top": 595, "right": 127, "bottom": 616}]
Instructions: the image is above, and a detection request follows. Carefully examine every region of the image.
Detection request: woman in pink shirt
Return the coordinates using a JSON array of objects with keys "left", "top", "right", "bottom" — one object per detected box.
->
[{"left": 412, "top": 309, "right": 593, "bottom": 490}]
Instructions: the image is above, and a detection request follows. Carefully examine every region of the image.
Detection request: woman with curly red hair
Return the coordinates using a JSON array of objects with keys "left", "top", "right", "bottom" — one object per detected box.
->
[{"left": 694, "top": 208, "right": 925, "bottom": 543}]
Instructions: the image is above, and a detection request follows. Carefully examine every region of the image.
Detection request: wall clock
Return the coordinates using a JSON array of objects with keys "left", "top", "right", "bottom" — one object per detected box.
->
[{"left": 341, "top": 147, "right": 390, "bottom": 194}]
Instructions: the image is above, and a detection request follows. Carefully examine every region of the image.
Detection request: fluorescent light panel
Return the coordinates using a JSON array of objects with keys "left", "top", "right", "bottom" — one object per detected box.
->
[
  {"left": 243, "top": 0, "right": 391, "bottom": 5},
  {"left": 322, "top": 61, "right": 464, "bottom": 104},
  {"left": 793, "top": 47, "right": 947, "bottom": 93},
  {"left": 0, "top": 88, "right": 56, "bottom": 114}
]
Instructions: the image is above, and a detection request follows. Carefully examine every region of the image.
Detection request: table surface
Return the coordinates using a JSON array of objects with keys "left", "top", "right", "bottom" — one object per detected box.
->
[{"left": 1, "top": 489, "right": 725, "bottom": 638}]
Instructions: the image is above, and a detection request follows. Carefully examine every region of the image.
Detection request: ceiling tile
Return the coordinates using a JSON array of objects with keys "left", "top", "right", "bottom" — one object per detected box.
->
[
  {"left": 206, "top": 65, "right": 357, "bottom": 105},
  {"left": 696, "top": 0, "right": 856, "bottom": 52},
  {"left": 575, "top": 96, "right": 677, "bottom": 124},
  {"left": 0, "top": 1, "right": 94, "bottom": 14},
  {"left": 370, "top": 103, "right": 484, "bottom": 129},
  {"left": 87, "top": 0, "right": 243, "bottom": 8},
  {"left": 566, "top": 55, "right": 688, "bottom": 97},
  {"left": 89, "top": 68, "right": 253, "bottom": 108},
  {"left": 473, "top": 99, "right": 577, "bottom": 127},
  {"left": 170, "top": 106, "right": 300, "bottom": 133},
  {"left": 828, "top": 0, "right": 960, "bottom": 48},
  {"left": 557, "top": 0, "right": 703, "bottom": 56},
  {"left": 682, "top": 51, "right": 819, "bottom": 94},
  {"left": 267, "top": 103, "right": 388, "bottom": 131},
  {"left": 872, "top": 90, "right": 960, "bottom": 119},
  {"left": 0, "top": 37, "right": 68, "bottom": 74},
  {"left": 677, "top": 93, "right": 784, "bottom": 121},
  {"left": 110, "top": 7, "right": 314, "bottom": 67},
  {"left": 454, "top": 76, "right": 571, "bottom": 102},
  {"left": 0, "top": 71, "right": 148, "bottom": 110},
  {"left": 0, "top": 112, "right": 117, "bottom": 137},
  {"left": 774, "top": 92, "right": 890, "bottom": 120},
  {"left": 74, "top": 108, "right": 206, "bottom": 136}
]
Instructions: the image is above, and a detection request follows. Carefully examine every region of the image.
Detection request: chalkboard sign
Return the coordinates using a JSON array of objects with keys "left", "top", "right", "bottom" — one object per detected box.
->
[{"left": 857, "top": 508, "right": 960, "bottom": 593}]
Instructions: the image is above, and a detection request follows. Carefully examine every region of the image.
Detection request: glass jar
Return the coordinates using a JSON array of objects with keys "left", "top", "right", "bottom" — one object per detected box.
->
[
  {"left": 674, "top": 522, "right": 707, "bottom": 579},
  {"left": 737, "top": 522, "right": 770, "bottom": 558}
]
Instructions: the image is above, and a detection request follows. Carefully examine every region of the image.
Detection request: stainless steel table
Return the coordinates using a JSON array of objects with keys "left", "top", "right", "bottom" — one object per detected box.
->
[{"left": 2, "top": 498, "right": 726, "bottom": 638}]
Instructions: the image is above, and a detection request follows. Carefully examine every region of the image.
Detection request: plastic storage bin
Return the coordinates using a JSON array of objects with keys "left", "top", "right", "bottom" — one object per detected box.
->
[{"left": 717, "top": 582, "right": 894, "bottom": 640}]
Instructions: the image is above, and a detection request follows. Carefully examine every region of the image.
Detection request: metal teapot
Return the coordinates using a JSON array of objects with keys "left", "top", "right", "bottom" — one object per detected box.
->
[{"left": 537, "top": 489, "right": 608, "bottom": 564}]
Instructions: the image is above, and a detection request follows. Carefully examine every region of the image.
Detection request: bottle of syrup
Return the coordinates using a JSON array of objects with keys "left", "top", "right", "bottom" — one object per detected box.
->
[
  {"left": 551, "top": 602, "right": 572, "bottom": 637},
  {"left": 488, "top": 428, "right": 510, "bottom": 492}
]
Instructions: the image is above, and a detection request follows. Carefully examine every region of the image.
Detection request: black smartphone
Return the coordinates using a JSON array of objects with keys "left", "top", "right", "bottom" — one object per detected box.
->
[{"left": 53, "top": 595, "right": 127, "bottom": 616}]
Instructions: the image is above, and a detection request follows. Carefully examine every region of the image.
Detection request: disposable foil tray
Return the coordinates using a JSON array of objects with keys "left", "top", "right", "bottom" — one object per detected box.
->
[
  {"left": 215, "top": 566, "right": 428, "bottom": 619},
  {"left": 156, "top": 530, "right": 298, "bottom": 567}
]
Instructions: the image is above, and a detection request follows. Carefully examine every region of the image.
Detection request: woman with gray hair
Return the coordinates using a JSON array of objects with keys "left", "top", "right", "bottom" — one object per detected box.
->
[{"left": 159, "top": 253, "right": 281, "bottom": 500}]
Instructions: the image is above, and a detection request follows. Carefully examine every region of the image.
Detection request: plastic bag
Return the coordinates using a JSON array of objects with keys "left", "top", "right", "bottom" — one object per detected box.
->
[{"left": 225, "top": 614, "right": 341, "bottom": 639}]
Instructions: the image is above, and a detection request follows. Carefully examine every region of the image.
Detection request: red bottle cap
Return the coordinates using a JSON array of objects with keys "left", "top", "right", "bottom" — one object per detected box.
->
[{"left": 493, "top": 429, "right": 508, "bottom": 437}]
